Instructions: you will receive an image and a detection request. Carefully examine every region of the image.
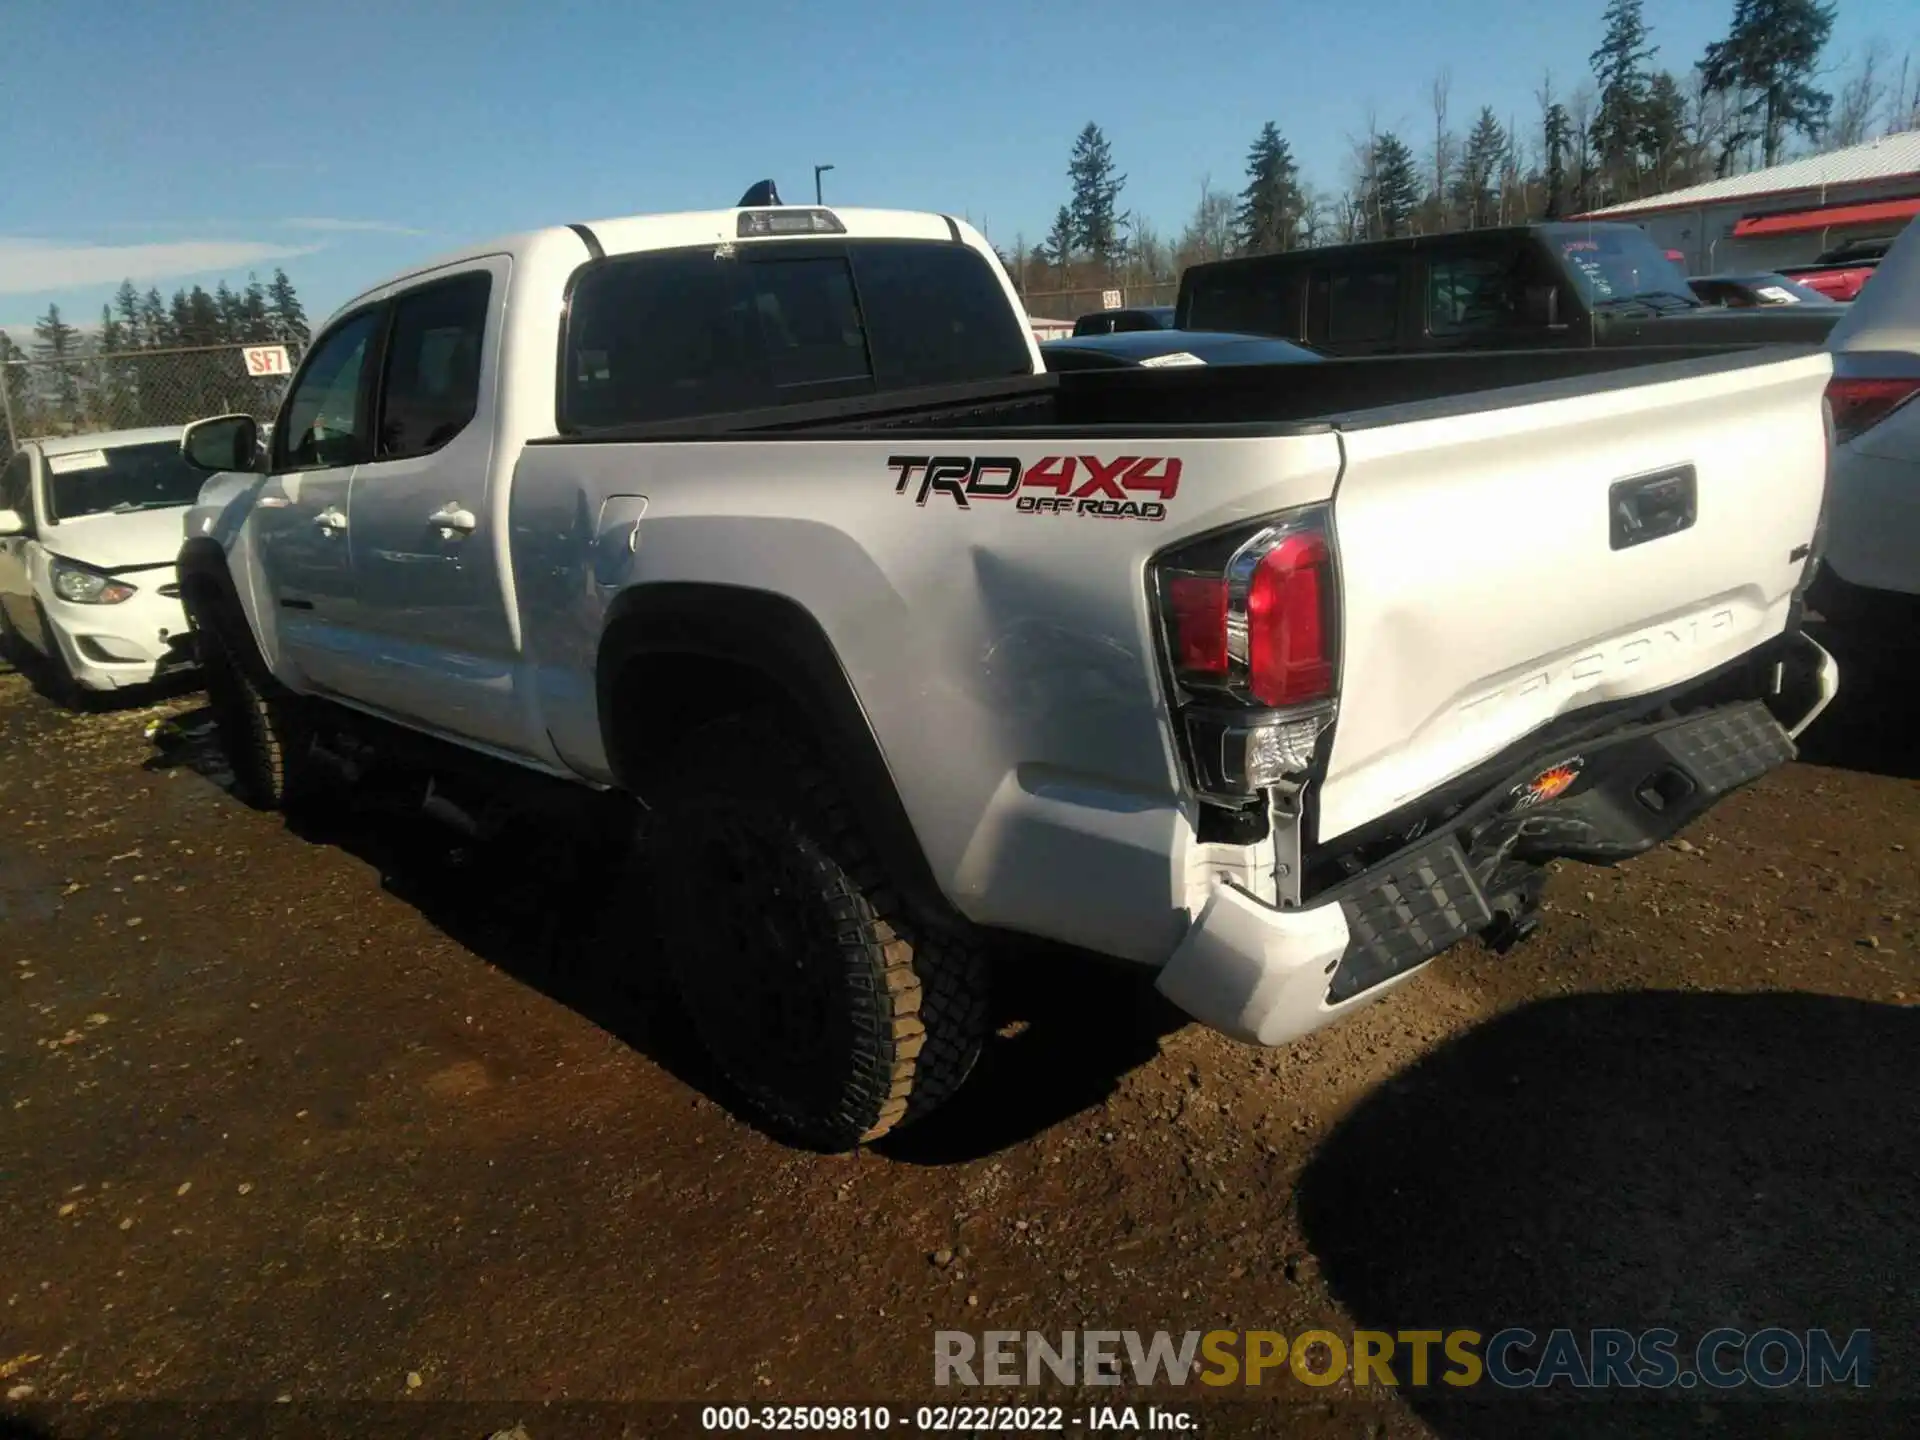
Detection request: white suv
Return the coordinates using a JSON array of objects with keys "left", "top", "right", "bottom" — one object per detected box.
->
[{"left": 1812, "top": 218, "right": 1920, "bottom": 640}]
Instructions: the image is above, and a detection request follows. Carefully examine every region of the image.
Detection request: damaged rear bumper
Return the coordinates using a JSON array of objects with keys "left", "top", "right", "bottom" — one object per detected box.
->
[{"left": 1157, "top": 636, "right": 1836, "bottom": 1047}]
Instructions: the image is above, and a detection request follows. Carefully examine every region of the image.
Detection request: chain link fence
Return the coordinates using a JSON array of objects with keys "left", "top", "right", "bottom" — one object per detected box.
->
[
  {"left": 1014, "top": 280, "right": 1180, "bottom": 326},
  {"left": 1, "top": 342, "right": 302, "bottom": 462}
]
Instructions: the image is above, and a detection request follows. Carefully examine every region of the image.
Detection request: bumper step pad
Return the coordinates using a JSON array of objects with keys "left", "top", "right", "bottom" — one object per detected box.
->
[
  {"left": 1317, "top": 700, "right": 1796, "bottom": 1006},
  {"left": 1324, "top": 835, "right": 1491, "bottom": 1005}
]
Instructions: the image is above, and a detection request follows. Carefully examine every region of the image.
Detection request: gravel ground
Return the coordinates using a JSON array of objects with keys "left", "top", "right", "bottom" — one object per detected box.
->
[{"left": 0, "top": 641, "right": 1914, "bottom": 1440}]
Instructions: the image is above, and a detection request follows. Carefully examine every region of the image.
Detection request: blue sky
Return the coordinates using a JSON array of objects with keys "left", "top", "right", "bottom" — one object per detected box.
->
[{"left": 2, "top": 0, "right": 1913, "bottom": 331}]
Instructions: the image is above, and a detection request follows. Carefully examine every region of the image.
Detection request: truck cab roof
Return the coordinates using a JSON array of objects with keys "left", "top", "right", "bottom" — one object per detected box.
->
[{"left": 324, "top": 205, "right": 985, "bottom": 330}]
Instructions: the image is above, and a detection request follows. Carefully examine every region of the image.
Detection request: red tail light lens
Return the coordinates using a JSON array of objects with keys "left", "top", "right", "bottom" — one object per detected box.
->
[
  {"left": 1167, "top": 575, "right": 1229, "bottom": 674},
  {"left": 1154, "top": 509, "right": 1338, "bottom": 709},
  {"left": 1248, "top": 532, "right": 1333, "bottom": 706},
  {"left": 1827, "top": 376, "right": 1920, "bottom": 445}
]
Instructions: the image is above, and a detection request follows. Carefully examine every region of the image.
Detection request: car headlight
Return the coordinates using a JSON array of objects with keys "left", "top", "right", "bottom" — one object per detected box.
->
[{"left": 50, "top": 557, "right": 136, "bottom": 605}]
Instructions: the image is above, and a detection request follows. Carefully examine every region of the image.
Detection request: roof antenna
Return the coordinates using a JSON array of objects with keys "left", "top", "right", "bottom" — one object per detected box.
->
[{"left": 737, "top": 179, "right": 782, "bottom": 207}]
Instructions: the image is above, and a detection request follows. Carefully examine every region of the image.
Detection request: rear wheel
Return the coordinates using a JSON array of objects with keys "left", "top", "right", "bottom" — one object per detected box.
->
[
  {"left": 648, "top": 712, "right": 989, "bottom": 1151},
  {"left": 192, "top": 600, "right": 315, "bottom": 811}
]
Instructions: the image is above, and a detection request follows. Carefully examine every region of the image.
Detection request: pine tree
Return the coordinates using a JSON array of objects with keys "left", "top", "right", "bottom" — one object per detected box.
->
[
  {"left": 1640, "top": 72, "right": 1691, "bottom": 187},
  {"left": 140, "top": 288, "right": 168, "bottom": 348},
  {"left": 1700, "top": 0, "right": 1836, "bottom": 166},
  {"left": 1455, "top": 109, "right": 1509, "bottom": 228},
  {"left": 1066, "top": 123, "right": 1126, "bottom": 264},
  {"left": 1041, "top": 206, "right": 1075, "bottom": 271},
  {"left": 266, "top": 268, "right": 309, "bottom": 345},
  {"left": 1590, "top": 0, "right": 1658, "bottom": 201},
  {"left": 242, "top": 275, "right": 272, "bottom": 342},
  {"left": 113, "top": 281, "right": 142, "bottom": 349},
  {"left": 214, "top": 281, "right": 243, "bottom": 344},
  {"left": 97, "top": 304, "right": 137, "bottom": 427},
  {"left": 1369, "top": 133, "right": 1421, "bottom": 238},
  {"left": 185, "top": 286, "right": 222, "bottom": 346},
  {"left": 1543, "top": 103, "right": 1573, "bottom": 219},
  {"left": 33, "top": 304, "right": 81, "bottom": 414},
  {"left": 168, "top": 290, "right": 195, "bottom": 348},
  {"left": 1234, "top": 121, "right": 1304, "bottom": 255}
]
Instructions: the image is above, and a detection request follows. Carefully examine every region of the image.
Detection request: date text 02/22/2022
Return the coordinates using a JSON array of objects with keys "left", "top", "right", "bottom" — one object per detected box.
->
[{"left": 699, "top": 1403, "right": 1196, "bottom": 1431}]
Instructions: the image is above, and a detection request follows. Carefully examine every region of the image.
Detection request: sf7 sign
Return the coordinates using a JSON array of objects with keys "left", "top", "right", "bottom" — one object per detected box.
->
[
  {"left": 241, "top": 345, "right": 292, "bottom": 377},
  {"left": 887, "top": 454, "right": 1181, "bottom": 522}
]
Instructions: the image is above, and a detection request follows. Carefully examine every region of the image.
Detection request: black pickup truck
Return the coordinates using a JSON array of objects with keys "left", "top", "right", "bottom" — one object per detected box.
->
[{"left": 1177, "top": 222, "right": 1843, "bottom": 355}]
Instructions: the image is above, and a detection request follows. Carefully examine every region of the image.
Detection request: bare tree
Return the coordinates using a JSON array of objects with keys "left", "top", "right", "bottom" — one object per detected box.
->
[
  {"left": 1534, "top": 70, "right": 1558, "bottom": 174},
  {"left": 1500, "top": 112, "right": 1527, "bottom": 223},
  {"left": 1684, "top": 65, "right": 1733, "bottom": 178},
  {"left": 1429, "top": 69, "right": 1456, "bottom": 231},
  {"left": 1299, "top": 187, "right": 1335, "bottom": 247},
  {"left": 1347, "top": 108, "right": 1383, "bottom": 241},
  {"left": 1890, "top": 52, "right": 1920, "bottom": 135},
  {"left": 1177, "top": 176, "right": 1237, "bottom": 266},
  {"left": 1831, "top": 48, "right": 1885, "bottom": 148}
]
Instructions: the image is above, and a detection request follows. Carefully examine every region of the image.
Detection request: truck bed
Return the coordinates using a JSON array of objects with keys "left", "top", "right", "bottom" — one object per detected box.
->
[
  {"left": 512, "top": 340, "right": 1832, "bottom": 964},
  {"left": 528, "top": 343, "right": 1821, "bottom": 444}
]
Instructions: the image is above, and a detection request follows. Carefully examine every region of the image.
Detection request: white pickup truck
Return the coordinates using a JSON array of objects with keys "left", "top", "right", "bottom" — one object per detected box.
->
[{"left": 175, "top": 194, "right": 1839, "bottom": 1150}]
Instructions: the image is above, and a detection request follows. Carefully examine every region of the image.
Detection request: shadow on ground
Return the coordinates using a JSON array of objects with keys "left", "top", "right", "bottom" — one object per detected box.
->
[
  {"left": 144, "top": 704, "right": 1183, "bottom": 1163},
  {"left": 1796, "top": 628, "right": 1919, "bottom": 782},
  {"left": 1298, "top": 990, "right": 1918, "bottom": 1439},
  {"left": 0, "top": 636, "right": 201, "bottom": 714}
]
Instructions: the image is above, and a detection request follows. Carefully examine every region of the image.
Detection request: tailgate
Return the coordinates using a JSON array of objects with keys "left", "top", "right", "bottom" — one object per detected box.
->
[{"left": 1317, "top": 350, "right": 1831, "bottom": 843}]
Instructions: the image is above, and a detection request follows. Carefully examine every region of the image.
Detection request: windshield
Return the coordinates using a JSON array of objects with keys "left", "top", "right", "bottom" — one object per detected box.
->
[
  {"left": 1546, "top": 226, "right": 1698, "bottom": 308},
  {"left": 45, "top": 440, "right": 201, "bottom": 522}
]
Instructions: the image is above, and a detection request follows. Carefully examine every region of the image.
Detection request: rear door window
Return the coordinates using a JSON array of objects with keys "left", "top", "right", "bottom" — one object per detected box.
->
[
  {"left": 561, "top": 240, "right": 1032, "bottom": 430},
  {"left": 376, "top": 272, "right": 492, "bottom": 459}
]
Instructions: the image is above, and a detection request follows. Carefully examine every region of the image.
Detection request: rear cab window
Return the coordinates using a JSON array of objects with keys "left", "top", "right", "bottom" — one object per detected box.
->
[
  {"left": 1181, "top": 264, "right": 1309, "bottom": 342},
  {"left": 1310, "top": 261, "right": 1403, "bottom": 349},
  {"left": 1425, "top": 238, "right": 1532, "bottom": 339},
  {"left": 560, "top": 239, "right": 1034, "bottom": 431}
]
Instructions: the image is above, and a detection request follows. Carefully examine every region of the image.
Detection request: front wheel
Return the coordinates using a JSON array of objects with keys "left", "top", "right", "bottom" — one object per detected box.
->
[
  {"left": 648, "top": 712, "right": 990, "bottom": 1151},
  {"left": 193, "top": 606, "right": 314, "bottom": 811}
]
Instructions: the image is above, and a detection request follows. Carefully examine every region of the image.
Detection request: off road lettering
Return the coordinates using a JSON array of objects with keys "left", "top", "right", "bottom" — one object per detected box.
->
[{"left": 890, "top": 454, "right": 1181, "bottom": 520}]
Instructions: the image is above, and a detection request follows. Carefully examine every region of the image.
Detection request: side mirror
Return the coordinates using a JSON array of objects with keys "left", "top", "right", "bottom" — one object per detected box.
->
[
  {"left": 182, "top": 414, "right": 262, "bottom": 474},
  {"left": 0, "top": 508, "right": 24, "bottom": 537}
]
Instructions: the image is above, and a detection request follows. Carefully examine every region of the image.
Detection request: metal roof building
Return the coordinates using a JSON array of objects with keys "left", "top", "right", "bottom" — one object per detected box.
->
[{"left": 1571, "top": 129, "right": 1920, "bottom": 273}]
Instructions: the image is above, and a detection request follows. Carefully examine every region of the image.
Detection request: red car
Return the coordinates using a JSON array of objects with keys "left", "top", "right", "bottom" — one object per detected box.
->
[{"left": 1778, "top": 239, "right": 1890, "bottom": 302}]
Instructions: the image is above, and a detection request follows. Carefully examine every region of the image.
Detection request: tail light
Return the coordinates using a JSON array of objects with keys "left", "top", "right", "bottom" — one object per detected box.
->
[
  {"left": 1153, "top": 506, "right": 1339, "bottom": 801},
  {"left": 1827, "top": 375, "right": 1920, "bottom": 445}
]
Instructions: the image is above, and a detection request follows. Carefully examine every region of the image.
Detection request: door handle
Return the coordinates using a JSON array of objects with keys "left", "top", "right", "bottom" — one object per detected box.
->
[
  {"left": 314, "top": 507, "right": 348, "bottom": 533},
  {"left": 429, "top": 502, "right": 477, "bottom": 538}
]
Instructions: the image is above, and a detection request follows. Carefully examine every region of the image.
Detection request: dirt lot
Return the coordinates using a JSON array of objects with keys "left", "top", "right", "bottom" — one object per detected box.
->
[{"left": 1, "top": 643, "right": 1915, "bottom": 1440}]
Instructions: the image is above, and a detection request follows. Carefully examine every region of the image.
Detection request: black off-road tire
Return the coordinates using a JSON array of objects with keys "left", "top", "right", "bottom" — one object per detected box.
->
[
  {"left": 648, "top": 712, "right": 990, "bottom": 1151},
  {"left": 192, "top": 602, "right": 315, "bottom": 812}
]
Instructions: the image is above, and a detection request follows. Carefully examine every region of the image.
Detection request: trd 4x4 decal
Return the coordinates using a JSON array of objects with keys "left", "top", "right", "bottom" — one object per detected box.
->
[{"left": 887, "top": 455, "right": 1180, "bottom": 521}]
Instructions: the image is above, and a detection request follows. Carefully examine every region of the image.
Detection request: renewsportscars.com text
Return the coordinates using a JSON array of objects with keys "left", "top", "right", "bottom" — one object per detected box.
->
[{"left": 933, "top": 1327, "right": 1873, "bottom": 1392}]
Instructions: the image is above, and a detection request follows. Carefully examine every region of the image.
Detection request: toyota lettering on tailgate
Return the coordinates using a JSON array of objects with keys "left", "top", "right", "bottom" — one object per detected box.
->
[{"left": 887, "top": 455, "right": 1180, "bottom": 521}]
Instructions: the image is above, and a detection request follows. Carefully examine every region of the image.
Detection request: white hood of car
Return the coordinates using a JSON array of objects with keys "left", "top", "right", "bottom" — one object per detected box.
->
[{"left": 43, "top": 505, "right": 192, "bottom": 572}]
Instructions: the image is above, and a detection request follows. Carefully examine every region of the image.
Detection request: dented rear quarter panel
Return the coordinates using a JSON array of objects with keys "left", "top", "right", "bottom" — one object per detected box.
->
[{"left": 509, "top": 434, "right": 1346, "bottom": 961}]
